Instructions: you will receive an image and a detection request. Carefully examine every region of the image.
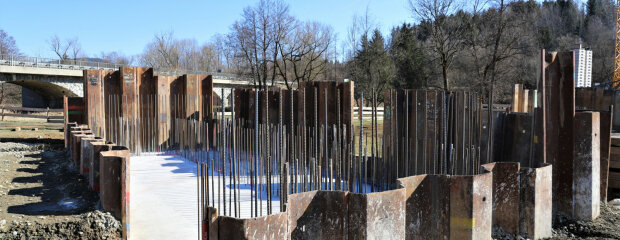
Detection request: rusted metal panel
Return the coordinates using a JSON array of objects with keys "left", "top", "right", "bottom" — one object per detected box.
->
[
  {"left": 89, "top": 142, "right": 113, "bottom": 191},
  {"left": 397, "top": 174, "right": 449, "bottom": 239},
  {"left": 217, "top": 216, "right": 245, "bottom": 239},
  {"left": 137, "top": 68, "right": 156, "bottom": 152},
  {"left": 80, "top": 137, "right": 104, "bottom": 176},
  {"left": 346, "top": 192, "right": 366, "bottom": 239},
  {"left": 206, "top": 207, "right": 218, "bottom": 240},
  {"left": 65, "top": 123, "right": 79, "bottom": 150},
  {"left": 573, "top": 111, "right": 600, "bottom": 220},
  {"left": 156, "top": 76, "right": 172, "bottom": 148},
  {"left": 201, "top": 75, "right": 214, "bottom": 122},
  {"left": 482, "top": 162, "right": 520, "bottom": 235},
  {"left": 99, "top": 147, "right": 130, "bottom": 238},
  {"left": 64, "top": 97, "right": 85, "bottom": 147},
  {"left": 499, "top": 113, "right": 533, "bottom": 165},
  {"left": 470, "top": 172, "right": 493, "bottom": 240},
  {"left": 85, "top": 70, "right": 114, "bottom": 137},
  {"left": 103, "top": 70, "right": 121, "bottom": 143},
  {"left": 184, "top": 74, "right": 203, "bottom": 120},
  {"left": 72, "top": 131, "right": 93, "bottom": 166},
  {"left": 346, "top": 189, "right": 406, "bottom": 240},
  {"left": 288, "top": 190, "right": 346, "bottom": 240},
  {"left": 450, "top": 173, "right": 492, "bottom": 240},
  {"left": 365, "top": 189, "right": 406, "bottom": 239},
  {"left": 599, "top": 111, "right": 612, "bottom": 202},
  {"left": 119, "top": 67, "right": 151, "bottom": 150},
  {"left": 298, "top": 81, "right": 354, "bottom": 134},
  {"left": 543, "top": 51, "right": 575, "bottom": 216},
  {"left": 399, "top": 173, "right": 492, "bottom": 239},
  {"left": 121, "top": 152, "right": 130, "bottom": 239},
  {"left": 218, "top": 213, "right": 288, "bottom": 240},
  {"left": 519, "top": 163, "right": 552, "bottom": 239}
]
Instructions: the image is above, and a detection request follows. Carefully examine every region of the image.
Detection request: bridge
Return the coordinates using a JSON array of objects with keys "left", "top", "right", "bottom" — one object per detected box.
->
[{"left": 0, "top": 55, "right": 258, "bottom": 108}]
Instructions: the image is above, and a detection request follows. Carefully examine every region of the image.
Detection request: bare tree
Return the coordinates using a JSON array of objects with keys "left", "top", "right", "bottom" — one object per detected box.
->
[
  {"left": 0, "top": 29, "right": 20, "bottom": 110},
  {"left": 346, "top": 8, "right": 376, "bottom": 60},
  {"left": 277, "top": 21, "right": 334, "bottom": 88},
  {"left": 409, "top": 0, "right": 465, "bottom": 91},
  {"left": 140, "top": 31, "right": 220, "bottom": 73},
  {"left": 141, "top": 31, "right": 181, "bottom": 70},
  {"left": 229, "top": 0, "right": 293, "bottom": 89},
  {"left": 0, "top": 29, "right": 19, "bottom": 56},
  {"left": 49, "top": 35, "right": 81, "bottom": 62},
  {"left": 99, "top": 51, "right": 135, "bottom": 65}
]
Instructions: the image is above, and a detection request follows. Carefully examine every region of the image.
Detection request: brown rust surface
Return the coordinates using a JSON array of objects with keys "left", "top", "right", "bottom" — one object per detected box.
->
[
  {"left": 519, "top": 163, "right": 553, "bottom": 239},
  {"left": 599, "top": 111, "right": 612, "bottom": 202},
  {"left": 543, "top": 51, "right": 575, "bottom": 216},
  {"left": 88, "top": 142, "right": 112, "bottom": 191},
  {"left": 80, "top": 137, "right": 104, "bottom": 176},
  {"left": 218, "top": 213, "right": 288, "bottom": 240},
  {"left": 287, "top": 190, "right": 346, "bottom": 240},
  {"left": 483, "top": 162, "right": 520, "bottom": 235},
  {"left": 397, "top": 174, "right": 449, "bottom": 239}
]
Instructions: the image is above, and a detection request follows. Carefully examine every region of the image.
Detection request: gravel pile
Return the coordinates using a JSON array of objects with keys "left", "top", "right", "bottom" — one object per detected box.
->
[
  {"left": 0, "top": 142, "right": 45, "bottom": 152},
  {"left": 0, "top": 211, "right": 121, "bottom": 240}
]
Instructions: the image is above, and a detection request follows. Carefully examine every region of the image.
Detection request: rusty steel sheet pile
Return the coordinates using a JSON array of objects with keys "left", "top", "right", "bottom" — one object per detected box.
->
[{"left": 66, "top": 51, "right": 611, "bottom": 239}]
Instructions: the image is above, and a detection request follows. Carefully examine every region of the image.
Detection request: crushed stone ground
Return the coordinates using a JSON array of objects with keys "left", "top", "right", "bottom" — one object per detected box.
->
[{"left": 0, "top": 141, "right": 121, "bottom": 239}]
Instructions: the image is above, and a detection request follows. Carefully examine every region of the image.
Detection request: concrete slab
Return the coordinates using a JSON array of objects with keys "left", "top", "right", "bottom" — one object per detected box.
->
[{"left": 130, "top": 154, "right": 198, "bottom": 240}]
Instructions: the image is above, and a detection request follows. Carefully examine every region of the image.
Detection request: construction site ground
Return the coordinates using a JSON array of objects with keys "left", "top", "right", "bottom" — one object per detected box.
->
[
  {"left": 0, "top": 128, "right": 121, "bottom": 239},
  {"left": 0, "top": 126, "right": 619, "bottom": 239}
]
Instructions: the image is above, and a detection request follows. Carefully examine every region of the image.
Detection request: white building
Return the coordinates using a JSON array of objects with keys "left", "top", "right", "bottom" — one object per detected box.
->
[{"left": 572, "top": 47, "right": 592, "bottom": 88}]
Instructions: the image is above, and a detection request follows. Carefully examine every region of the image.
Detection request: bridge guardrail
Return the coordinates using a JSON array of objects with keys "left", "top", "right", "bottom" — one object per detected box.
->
[
  {"left": 0, "top": 55, "right": 122, "bottom": 71},
  {"left": 1, "top": 54, "right": 303, "bottom": 84}
]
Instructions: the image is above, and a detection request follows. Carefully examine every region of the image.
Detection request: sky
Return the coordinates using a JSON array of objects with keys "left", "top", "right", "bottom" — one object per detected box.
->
[{"left": 0, "top": 0, "right": 413, "bottom": 59}]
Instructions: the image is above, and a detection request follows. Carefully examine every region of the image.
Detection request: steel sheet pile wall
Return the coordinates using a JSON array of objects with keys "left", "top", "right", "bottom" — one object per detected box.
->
[
  {"left": 86, "top": 68, "right": 215, "bottom": 152},
  {"left": 393, "top": 172, "right": 492, "bottom": 239},
  {"left": 383, "top": 90, "right": 484, "bottom": 180},
  {"left": 541, "top": 51, "right": 603, "bottom": 220},
  {"left": 84, "top": 70, "right": 114, "bottom": 137},
  {"left": 64, "top": 125, "right": 131, "bottom": 238},
  {"left": 99, "top": 147, "right": 131, "bottom": 239},
  {"left": 575, "top": 87, "right": 614, "bottom": 111},
  {"left": 574, "top": 87, "right": 614, "bottom": 201},
  {"left": 63, "top": 96, "right": 85, "bottom": 148},
  {"left": 494, "top": 113, "right": 534, "bottom": 166},
  {"left": 482, "top": 162, "right": 553, "bottom": 239},
  {"left": 68, "top": 51, "right": 612, "bottom": 239}
]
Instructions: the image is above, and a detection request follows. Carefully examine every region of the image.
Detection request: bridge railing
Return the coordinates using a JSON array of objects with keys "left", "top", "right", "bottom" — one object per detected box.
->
[
  {"left": 0, "top": 55, "right": 122, "bottom": 71},
  {"left": 155, "top": 69, "right": 255, "bottom": 82},
  {"left": 0, "top": 54, "right": 303, "bottom": 84}
]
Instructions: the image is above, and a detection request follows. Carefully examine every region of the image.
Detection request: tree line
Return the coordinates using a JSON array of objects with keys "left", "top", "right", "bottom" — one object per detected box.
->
[
  {"left": 349, "top": 0, "right": 616, "bottom": 103},
  {"left": 0, "top": 0, "right": 616, "bottom": 103}
]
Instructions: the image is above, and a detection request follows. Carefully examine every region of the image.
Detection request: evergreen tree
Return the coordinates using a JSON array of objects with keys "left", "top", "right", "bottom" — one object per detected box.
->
[{"left": 390, "top": 24, "right": 428, "bottom": 89}]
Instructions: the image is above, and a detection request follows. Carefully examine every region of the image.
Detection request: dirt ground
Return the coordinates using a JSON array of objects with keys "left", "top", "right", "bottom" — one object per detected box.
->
[
  {"left": 0, "top": 142, "right": 121, "bottom": 239},
  {"left": 550, "top": 201, "right": 620, "bottom": 240},
  {"left": 491, "top": 190, "right": 620, "bottom": 240},
  {"left": 0, "top": 117, "right": 64, "bottom": 141}
]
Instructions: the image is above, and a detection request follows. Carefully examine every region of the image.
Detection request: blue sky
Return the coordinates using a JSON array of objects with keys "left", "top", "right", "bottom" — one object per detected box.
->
[{"left": 0, "top": 0, "right": 413, "bottom": 59}]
